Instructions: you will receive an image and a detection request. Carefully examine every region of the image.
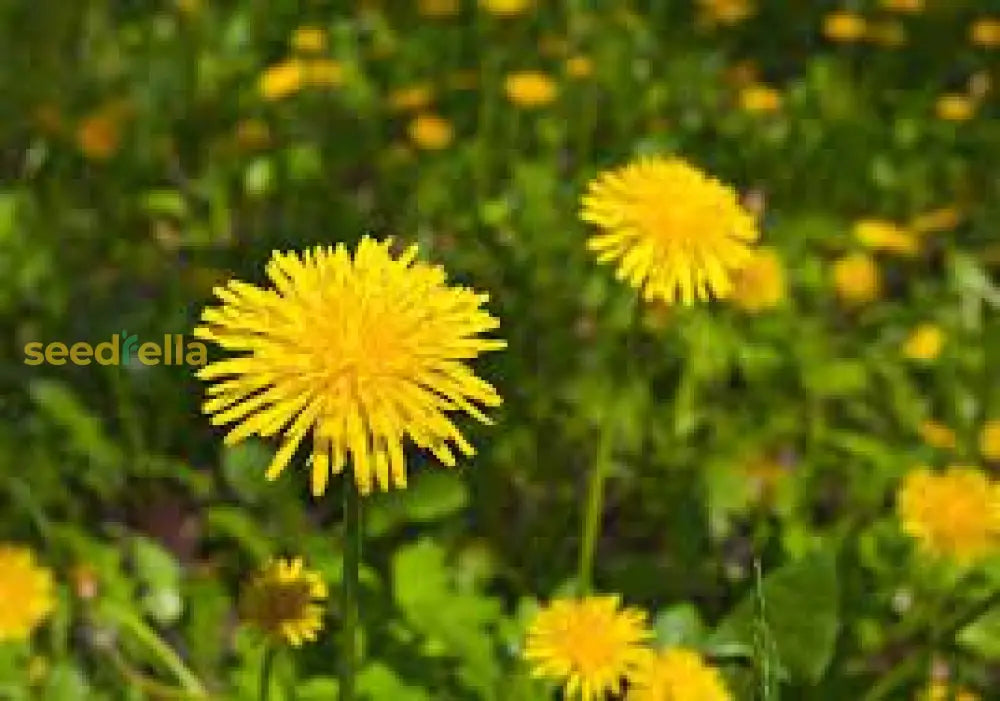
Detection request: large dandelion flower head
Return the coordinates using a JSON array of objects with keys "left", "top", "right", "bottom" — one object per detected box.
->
[
  {"left": 627, "top": 647, "right": 733, "bottom": 701},
  {"left": 580, "top": 156, "right": 759, "bottom": 305},
  {"left": 897, "top": 466, "right": 1000, "bottom": 564},
  {"left": 524, "top": 595, "right": 650, "bottom": 701},
  {"left": 240, "top": 558, "right": 327, "bottom": 647},
  {"left": 0, "top": 545, "right": 55, "bottom": 642},
  {"left": 195, "top": 238, "right": 505, "bottom": 496}
]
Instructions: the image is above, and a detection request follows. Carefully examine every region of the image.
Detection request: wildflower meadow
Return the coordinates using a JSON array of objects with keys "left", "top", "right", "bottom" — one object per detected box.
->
[{"left": 3, "top": 0, "right": 1000, "bottom": 699}]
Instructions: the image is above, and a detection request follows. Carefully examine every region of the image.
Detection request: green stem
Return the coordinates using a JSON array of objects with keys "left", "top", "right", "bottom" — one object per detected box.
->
[
  {"left": 259, "top": 645, "right": 276, "bottom": 701},
  {"left": 341, "top": 481, "right": 362, "bottom": 701},
  {"left": 577, "top": 431, "right": 614, "bottom": 595},
  {"left": 99, "top": 602, "right": 207, "bottom": 696}
]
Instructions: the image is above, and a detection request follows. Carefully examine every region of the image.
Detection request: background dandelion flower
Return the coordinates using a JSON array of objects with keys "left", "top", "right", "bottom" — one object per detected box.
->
[
  {"left": 897, "top": 466, "right": 1000, "bottom": 564},
  {"left": 580, "top": 156, "right": 759, "bottom": 305},
  {"left": 194, "top": 238, "right": 505, "bottom": 495},
  {"left": 627, "top": 647, "right": 733, "bottom": 701},
  {"left": 524, "top": 596, "right": 650, "bottom": 701},
  {"left": 240, "top": 558, "right": 327, "bottom": 647},
  {"left": 0, "top": 545, "right": 55, "bottom": 642}
]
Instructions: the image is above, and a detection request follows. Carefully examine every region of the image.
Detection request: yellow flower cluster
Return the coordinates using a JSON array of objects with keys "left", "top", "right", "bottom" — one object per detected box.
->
[
  {"left": 831, "top": 252, "right": 880, "bottom": 306},
  {"left": 524, "top": 596, "right": 731, "bottom": 701},
  {"left": 852, "top": 219, "right": 919, "bottom": 256},
  {"left": 258, "top": 26, "right": 343, "bottom": 101}
]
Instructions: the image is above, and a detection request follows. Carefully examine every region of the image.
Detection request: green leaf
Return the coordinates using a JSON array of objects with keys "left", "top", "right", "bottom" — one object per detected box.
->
[
  {"left": 957, "top": 605, "right": 1000, "bottom": 660},
  {"left": 130, "top": 536, "right": 183, "bottom": 625},
  {"left": 357, "top": 663, "right": 432, "bottom": 701},
  {"left": 205, "top": 506, "right": 273, "bottom": 561},
  {"left": 41, "top": 663, "right": 90, "bottom": 701},
  {"left": 222, "top": 440, "right": 274, "bottom": 504},
  {"left": 709, "top": 549, "right": 839, "bottom": 683},
  {"left": 366, "top": 471, "right": 469, "bottom": 536}
]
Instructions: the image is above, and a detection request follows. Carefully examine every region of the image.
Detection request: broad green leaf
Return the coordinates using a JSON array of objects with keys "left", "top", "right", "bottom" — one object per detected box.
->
[
  {"left": 709, "top": 550, "right": 839, "bottom": 683},
  {"left": 957, "top": 605, "right": 1000, "bottom": 660},
  {"left": 652, "top": 603, "right": 707, "bottom": 648}
]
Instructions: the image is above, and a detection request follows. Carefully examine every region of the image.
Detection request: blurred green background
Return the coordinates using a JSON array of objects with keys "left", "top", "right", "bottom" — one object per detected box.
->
[{"left": 2, "top": 0, "right": 1000, "bottom": 698}]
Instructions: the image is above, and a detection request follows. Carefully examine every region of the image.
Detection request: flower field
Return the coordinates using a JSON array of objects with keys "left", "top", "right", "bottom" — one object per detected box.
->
[{"left": 2, "top": 0, "right": 1000, "bottom": 698}]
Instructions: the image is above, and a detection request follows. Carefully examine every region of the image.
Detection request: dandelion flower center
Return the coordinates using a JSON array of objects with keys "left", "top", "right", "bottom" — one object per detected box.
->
[{"left": 240, "top": 558, "right": 328, "bottom": 647}]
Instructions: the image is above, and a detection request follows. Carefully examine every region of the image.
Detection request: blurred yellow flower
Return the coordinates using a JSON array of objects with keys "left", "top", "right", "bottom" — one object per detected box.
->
[
  {"left": 823, "top": 12, "right": 867, "bottom": 43},
  {"left": 970, "top": 18, "right": 1000, "bottom": 48},
  {"left": 291, "top": 26, "right": 327, "bottom": 53},
  {"left": 235, "top": 118, "right": 271, "bottom": 151},
  {"left": 698, "top": 0, "right": 756, "bottom": 26},
  {"left": 240, "top": 558, "right": 327, "bottom": 647},
  {"left": 902, "top": 324, "right": 944, "bottom": 361},
  {"left": 259, "top": 59, "right": 304, "bottom": 100},
  {"left": 407, "top": 113, "right": 454, "bottom": 150},
  {"left": 388, "top": 84, "right": 434, "bottom": 112},
  {"left": 566, "top": 55, "right": 595, "bottom": 79},
  {"left": 739, "top": 84, "right": 782, "bottom": 114},
  {"left": 524, "top": 596, "right": 650, "bottom": 701},
  {"left": 936, "top": 94, "right": 975, "bottom": 122},
  {"left": 627, "top": 648, "right": 733, "bottom": 701},
  {"left": 731, "top": 247, "right": 786, "bottom": 312},
  {"left": 921, "top": 681, "right": 981, "bottom": 701},
  {"left": 76, "top": 104, "right": 129, "bottom": 160},
  {"left": 581, "top": 156, "right": 759, "bottom": 305},
  {"left": 880, "top": 0, "right": 923, "bottom": 13},
  {"left": 853, "top": 219, "right": 919, "bottom": 256},
  {"left": 980, "top": 420, "right": 1000, "bottom": 461},
  {"left": 0, "top": 545, "right": 54, "bottom": 642},
  {"left": 897, "top": 466, "right": 1000, "bottom": 564},
  {"left": 919, "top": 420, "right": 957, "bottom": 450},
  {"left": 831, "top": 252, "right": 880, "bottom": 305},
  {"left": 910, "top": 206, "right": 962, "bottom": 233},
  {"left": 504, "top": 71, "right": 558, "bottom": 108},
  {"left": 419, "top": 0, "right": 461, "bottom": 18},
  {"left": 867, "top": 21, "right": 908, "bottom": 48},
  {"left": 480, "top": 0, "right": 532, "bottom": 16},
  {"left": 194, "top": 239, "right": 505, "bottom": 495},
  {"left": 304, "top": 59, "right": 344, "bottom": 87}
]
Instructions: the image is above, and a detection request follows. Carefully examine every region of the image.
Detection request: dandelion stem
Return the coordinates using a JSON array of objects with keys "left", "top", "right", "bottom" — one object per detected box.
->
[
  {"left": 341, "top": 481, "right": 362, "bottom": 701},
  {"left": 578, "top": 431, "right": 614, "bottom": 595},
  {"left": 259, "top": 645, "right": 276, "bottom": 701}
]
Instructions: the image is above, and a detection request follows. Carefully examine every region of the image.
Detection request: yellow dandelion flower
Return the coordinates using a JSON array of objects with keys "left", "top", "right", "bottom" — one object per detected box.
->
[
  {"left": 880, "top": 0, "right": 923, "bottom": 13},
  {"left": 76, "top": 103, "right": 130, "bottom": 161},
  {"left": 407, "top": 113, "right": 454, "bottom": 151},
  {"left": 524, "top": 596, "right": 650, "bottom": 701},
  {"left": 480, "top": 0, "right": 532, "bottom": 17},
  {"left": 971, "top": 19, "right": 1000, "bottom": 48},
  {"left": 739, "top": 84, "right": 782, "bottom": 114},
  {"left": 698, "top": 0, "right": 756, "bottom": 26},
  {"left": 580, "top": 156, "right": 759, "bottom": 305},
  {"left": 627, "top": 647, "right": 733, "bottom": 701},
  {"left": 853, "top": 219, "right": 919, "bottom": 256},
  {"left": 0, "top": 545, "right": 55, "bottom": 642},
  {"left": 194, "top": 238, "right": 505, "bottom": 495},
  {"left": 897, "top": 466, "right": 1000, "bottom": 564},
  {"left": 823, "top": 12, "right": 867, "bottom": 43},
  {"left": 919, "top": 420, "right": 957, "bottom": 451},
  {"left": 921, "top": 681, "right": 981, "bottom": 701},
  {"left": 240, "top": 558, "right": 327, "bottom": 647},
  {"left": 419, "top": 0, "right": 461, "bottom": 18},
  {"left": 910, "top": 206, "right": 962, "bottom": 233},
  {"left": 259, "top": 60, "right": 304, "bottom": 101},
  {"left": 303, "top": 59, "right": 343, "bottom": 87},
  {"left": 388, "top": 84, "right": 435, "bottom": 112},
  {"left": 902, "top": 324, "right": 944, "bottom": 361},
  {"left": 731, "top": 247, "right": 786, "bottom": 312},
  {"left": 504, "top": 71, "right": 558, "bottom": 108},
  {"left": 291, "top": 27, "right": 327, "bottom": 54},
  {"left": 936, "top": 94, "right": 975, "bottom": 122},
  {"left": 566, "top": 55, "right": 595, "bottom": 80},
  {"left": 980, "top": 420, "right": 1000, "bottom": 461},
  {"left": 831, "top": 252, "right": 880, "bottom": 305}
]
